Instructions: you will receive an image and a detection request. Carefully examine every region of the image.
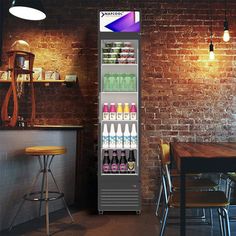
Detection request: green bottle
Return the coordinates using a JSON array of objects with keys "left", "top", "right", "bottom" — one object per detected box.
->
[
  {"left": 113, "top": 73, "right": 119, "bottom": 92},
  {"left": 129, "top": 74, "right": 136, "bottom": 92},
  {"left": 109, "top": 73, "right": 116, "bottom": 92},
  {"left": 119, "top": 73, "right": 126, "bottom": 92},
  {"left": 124, "top": 73, "right": 131, "bottom": 92},
  {"left": 103, "top": 73, "right": 110, "bottom": 92}
]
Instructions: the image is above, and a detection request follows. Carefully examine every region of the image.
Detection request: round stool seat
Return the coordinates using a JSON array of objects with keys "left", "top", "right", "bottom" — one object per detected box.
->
[{"left": 25, "top": 146, "right": 66, "bottom": 156}]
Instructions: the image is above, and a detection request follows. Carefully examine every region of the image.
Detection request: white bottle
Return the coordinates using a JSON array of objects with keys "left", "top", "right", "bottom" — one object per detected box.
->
[
  {"left": 130, "top": 123, "right": 137, "bottom": 149},
  {"left": 123, "top": 124, "right": 131, "bottom": 149},
  {"left": 116, "top": 123, "right": 123, "bottom": 149},
  {"left": 102, "top": 124, "right": 109, "bottom": 148},
  {"left": 109, "top": 123, "right": 116, "bottom": 148}
]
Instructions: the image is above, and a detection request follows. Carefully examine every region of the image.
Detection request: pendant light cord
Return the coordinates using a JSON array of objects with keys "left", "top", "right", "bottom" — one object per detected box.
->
[
  {"left": 225, "top": 0, "right": 227, "bottom": 20},
  {"left": 210, "top": 0, "right": 213, "bottom": 43}
]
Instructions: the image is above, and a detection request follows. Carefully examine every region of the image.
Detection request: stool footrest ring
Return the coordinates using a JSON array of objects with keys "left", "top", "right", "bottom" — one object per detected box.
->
[{"left": 23, "top": 191, "right": 64, "bottom": 202}]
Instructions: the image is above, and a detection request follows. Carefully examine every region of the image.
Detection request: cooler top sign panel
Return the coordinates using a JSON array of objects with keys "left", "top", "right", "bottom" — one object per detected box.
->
[{"left": 100, "top": 11, "right": 140, "bottom": 32}]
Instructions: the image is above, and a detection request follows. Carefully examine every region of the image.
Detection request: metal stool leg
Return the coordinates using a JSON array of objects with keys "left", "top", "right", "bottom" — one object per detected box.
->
[
  {"left": 9, "top": 167, "right": 42, "bottom": 231},
  {"left": 48, "top": 155, "right": 74, "bottom": 222},
  {"left": 45, "top": 155, "right": 50, "bottom": 236},
  {"left": 49, "top": 170, "right": 74, "bottom": 222},
  {"left": 39, "top": 156, "right": 46, "bottom": 217}
]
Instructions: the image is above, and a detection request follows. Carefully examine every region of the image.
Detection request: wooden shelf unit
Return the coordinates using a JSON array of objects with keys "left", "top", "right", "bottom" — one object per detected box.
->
[{"left": 0, "top": 79, "right": 75, "bottom": 83}]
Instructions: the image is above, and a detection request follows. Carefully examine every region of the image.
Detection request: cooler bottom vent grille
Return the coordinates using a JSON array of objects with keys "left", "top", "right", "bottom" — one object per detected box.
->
[{"left": 100, "top": 189, "right": 139, "bottom": 207}]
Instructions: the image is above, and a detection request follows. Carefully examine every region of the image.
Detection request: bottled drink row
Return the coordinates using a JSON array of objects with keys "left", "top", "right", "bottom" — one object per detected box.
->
[
  {"left": 102, "top": 123, "right": 137, "bottom": 149},
  {"left": 103, "top": 73, "right": 136, "bottom": 92},
  {"left": 103, "top": 102, "right": 137, "bottom": 121},
  {"left": 103, "top": 149, "right": 136, "bottom": 174},
  {"left": 102, "top": 41, "right": 136, "bottom": 64}
]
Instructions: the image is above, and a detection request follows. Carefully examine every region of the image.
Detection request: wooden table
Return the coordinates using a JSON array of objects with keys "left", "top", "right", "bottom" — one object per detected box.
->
[{"left": 172, "top": 142, "right": 236, "bottom": 236}]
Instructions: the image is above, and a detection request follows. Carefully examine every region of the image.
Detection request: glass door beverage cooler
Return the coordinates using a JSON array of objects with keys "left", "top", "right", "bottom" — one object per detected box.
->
[{"left": 98, "top": 11, "right": 141, "bottom": 214}]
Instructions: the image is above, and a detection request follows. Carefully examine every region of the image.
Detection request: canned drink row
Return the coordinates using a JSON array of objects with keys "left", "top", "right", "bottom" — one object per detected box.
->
[
  {"left": 103, "top": 52, "right": 135, "bottom": 59},
  {"left": 104, "top": 41, "right": 133, "bottom": 48},
  {"left": 103, "top": 58, "right": 136, "bottom": 64},
  {"left": 103, "top": 47, "right": 135, "bottom": 53}
]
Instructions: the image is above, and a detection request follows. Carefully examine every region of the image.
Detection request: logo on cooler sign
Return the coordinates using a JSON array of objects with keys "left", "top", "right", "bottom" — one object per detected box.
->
[{"left": 101, "top": 12, "right": 123, "bottom": 17}]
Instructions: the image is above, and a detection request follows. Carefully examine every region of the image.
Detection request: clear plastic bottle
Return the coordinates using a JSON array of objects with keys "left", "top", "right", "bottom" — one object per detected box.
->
[
  {"left": 129, "top": 74, "right": 136, "bottom": 91},
  {"left": 103, "top": 73, "right": 110, "bottom": 91}
]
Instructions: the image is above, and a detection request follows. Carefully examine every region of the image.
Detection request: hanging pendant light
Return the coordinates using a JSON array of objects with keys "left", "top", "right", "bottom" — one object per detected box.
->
[
  {"left": 209, "top": 1, "right": 215, "bottom": 60},
  {"left": 223, "top": 0, "right": 230, "bottom": 42},
  {"left": 9, "top": 0, "right": 46, "bottom": 21},
  {"left": 209, "top": 41, "right": 215, "bottom": 60}
]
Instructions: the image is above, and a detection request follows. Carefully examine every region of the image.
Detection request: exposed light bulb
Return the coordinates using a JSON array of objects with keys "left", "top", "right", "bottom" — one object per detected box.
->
[
  {"left": 209, "top": 42, "right": 215, "bottom": 60},
  {"left": 223, "top": 20, "right": 230, "bottom": 42},
  {"left": 209, "top": 51, "right": 215, "bottom": 60},
  {"left": 223, "top": 30, "right": 230, "bottom": 42}
]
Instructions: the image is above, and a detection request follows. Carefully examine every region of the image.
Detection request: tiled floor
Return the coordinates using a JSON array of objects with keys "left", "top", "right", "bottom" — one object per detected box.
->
[{"left": 1, "top": 206, "right": 236, "bottom": 236}]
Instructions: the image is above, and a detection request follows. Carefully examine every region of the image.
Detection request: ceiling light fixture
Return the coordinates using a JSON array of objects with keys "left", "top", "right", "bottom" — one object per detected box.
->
[
  {"left": 9, "top": 0, "right": 46, "bottom": 21},
  {"left": 223, "top": 0, "right": 230, "bottom": 42}
]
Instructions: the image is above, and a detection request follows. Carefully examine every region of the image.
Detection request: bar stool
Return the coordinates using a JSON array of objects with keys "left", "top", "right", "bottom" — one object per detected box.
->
[{"left": 9, "top": 146, "right": 74, "bottom": 235}]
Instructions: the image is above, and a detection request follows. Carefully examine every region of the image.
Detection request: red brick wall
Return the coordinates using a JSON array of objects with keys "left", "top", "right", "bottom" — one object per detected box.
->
[{"left": 1, "top": 0, "right": 236, "bottom": 204}]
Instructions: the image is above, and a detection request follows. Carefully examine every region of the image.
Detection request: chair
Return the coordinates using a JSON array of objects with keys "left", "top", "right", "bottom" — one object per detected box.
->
[
  {"left": 159, "top": 143, "right": 231, "bottom": 236},
  {"left": 225, "top": 172, "right": 236, "bottom": 221},
  {"left": 156, "top": 141, "right": 218, "bottom": 217}
]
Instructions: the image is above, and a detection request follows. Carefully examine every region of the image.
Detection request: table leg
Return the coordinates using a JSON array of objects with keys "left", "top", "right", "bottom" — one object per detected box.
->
[{"left": 180, "top": 168, "right": 186, "bottom": 236}]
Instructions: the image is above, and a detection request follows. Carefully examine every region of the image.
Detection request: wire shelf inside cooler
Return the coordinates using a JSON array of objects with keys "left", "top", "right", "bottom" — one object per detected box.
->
[
  {"left": 101, "top": 64, "right": 138, "bottom": 66},
  {"left": 100, "top": 93, "right": 138, "bottom": 104},
  {"left": 101, "top": 92, "right": 138, "bottom": 94}
]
